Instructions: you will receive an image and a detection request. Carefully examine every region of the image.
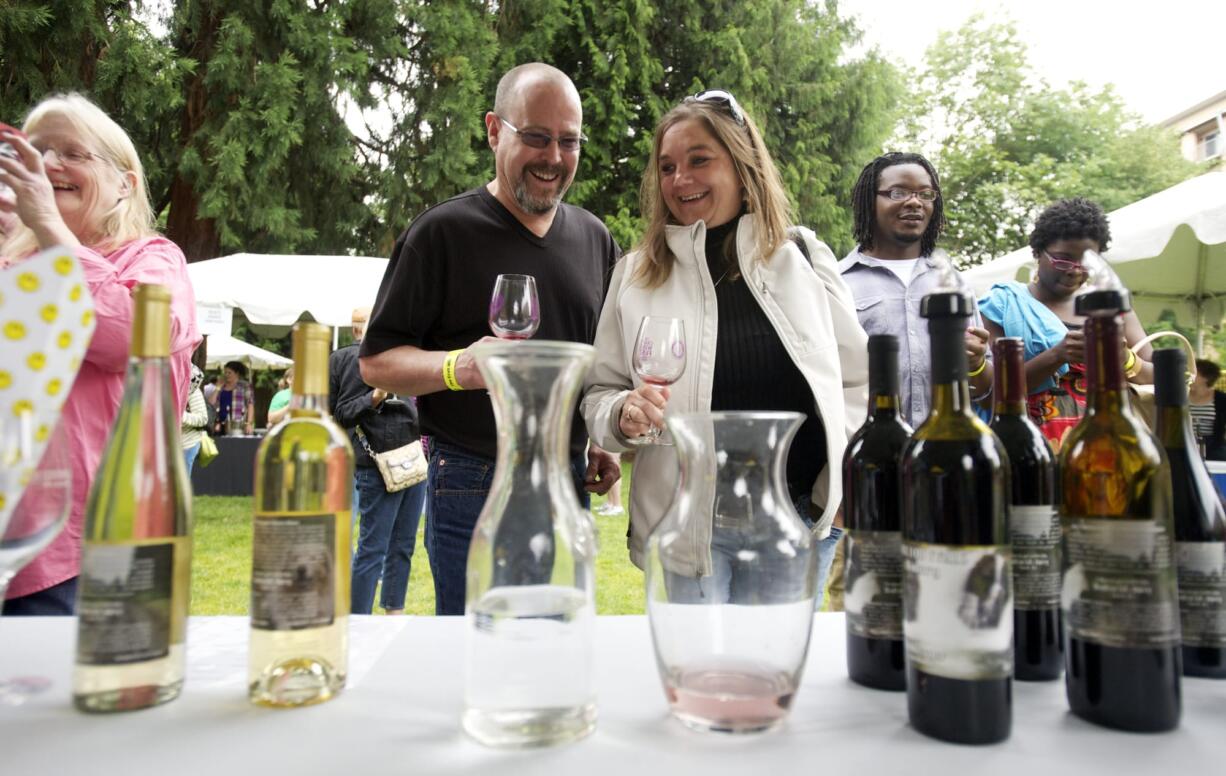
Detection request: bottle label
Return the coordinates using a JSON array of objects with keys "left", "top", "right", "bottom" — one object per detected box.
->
[
  {"left": 1175, "top": 541, "right": 1226, "bottom": 648},
  {"left": 845, "top": 530, "right": 904, "bottom": 640},
  {"left": 76, "top": 543, "right": 174, "bottom": 666},
  {"left": 1061, "top": 517, "right": 1179, "bottom": 649},
  {"left": 1010, "top": 505, "right": 1062, "bottom": 610},
  {"left": 251, "top": 515, "right": 336, "bottom": 631},
  {"left": 901, "top": 542, "right": 1013, "bottom": 680}
]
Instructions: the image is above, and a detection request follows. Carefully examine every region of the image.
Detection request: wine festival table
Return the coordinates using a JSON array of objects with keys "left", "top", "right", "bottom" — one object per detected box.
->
[
  {"left": 1, "top": 614, "right": 1221, "bottom": 775},
  {"left": 190, "top": 435, "right": 260, "bottom": 496}
]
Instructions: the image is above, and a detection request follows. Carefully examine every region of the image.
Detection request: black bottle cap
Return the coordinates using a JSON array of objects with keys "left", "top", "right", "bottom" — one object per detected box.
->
[
  {"left": 1075, "top": 288, "right": 1132, "bottom": 317},
  {"left": 868, "top": 335, "right": 900, "bottom": 396},
  {"left": 920, "top": 290, "right": 974, "bottom": 319},
  {"left": 1153, "top": 348, "right": 1187, "bottom": 407}
]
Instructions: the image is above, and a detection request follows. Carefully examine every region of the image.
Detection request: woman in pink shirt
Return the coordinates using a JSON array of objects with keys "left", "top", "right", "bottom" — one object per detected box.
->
[{"left": 0, "top": 93, "right": 200, "bottom": 614}]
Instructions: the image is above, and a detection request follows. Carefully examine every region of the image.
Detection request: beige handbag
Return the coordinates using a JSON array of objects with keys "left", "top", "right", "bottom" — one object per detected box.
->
[{"left": 355, "top": 427, "right": 427, "bottom": 492}]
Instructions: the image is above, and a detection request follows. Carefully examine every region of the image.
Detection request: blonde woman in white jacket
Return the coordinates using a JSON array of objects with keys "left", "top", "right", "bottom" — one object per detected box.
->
[{"left": 581, "top": 91, "right": 868, "bottom": 607}]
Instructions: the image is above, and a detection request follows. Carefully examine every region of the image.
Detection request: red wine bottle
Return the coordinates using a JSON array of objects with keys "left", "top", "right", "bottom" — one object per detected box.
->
[
  {"left": 843, "top": 335, "right": 912, "bottom": 691},
  {"left": 990, "top": 337, "right": 1061, "bottom": 681},
  {"left": 1153, "top": 348, "right": 1226, "bottom": 678},
  {"left": 901, "top": 291, "right": 1012, "bottom": 744},
  {"left": 1059, "top": 288, "right": 1181, "bottom": 731}
]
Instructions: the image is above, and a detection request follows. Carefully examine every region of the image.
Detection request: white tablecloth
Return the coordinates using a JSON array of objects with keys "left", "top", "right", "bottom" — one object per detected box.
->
[{"left": 1, "top": 614, "right": 1222, "bottom": 774}]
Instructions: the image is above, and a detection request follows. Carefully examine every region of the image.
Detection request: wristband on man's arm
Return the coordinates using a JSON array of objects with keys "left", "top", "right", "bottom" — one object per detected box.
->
[{"left": 442, "top": 349, "right": 465, "bottom": 391}]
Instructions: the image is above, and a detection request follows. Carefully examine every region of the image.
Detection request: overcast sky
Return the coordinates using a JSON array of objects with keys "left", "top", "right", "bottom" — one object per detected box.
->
[{"left": 838, "top": 0, "right": 1225, "bottom": 124}]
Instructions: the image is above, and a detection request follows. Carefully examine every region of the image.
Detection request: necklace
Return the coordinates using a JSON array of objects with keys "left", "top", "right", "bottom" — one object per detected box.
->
[{"left": 712, "top": 268, "right": 730, "bottom": 288}]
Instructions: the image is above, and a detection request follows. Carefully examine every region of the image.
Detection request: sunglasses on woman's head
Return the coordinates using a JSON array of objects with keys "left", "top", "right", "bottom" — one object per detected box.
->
[{"left": 685, "top": 90, "right": 746, "bottom": 127}]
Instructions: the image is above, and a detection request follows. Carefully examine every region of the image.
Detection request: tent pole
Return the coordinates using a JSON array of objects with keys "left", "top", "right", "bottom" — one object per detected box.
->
[{"left": 1196, "top": 242, "right": 1209, "bottom": 355}]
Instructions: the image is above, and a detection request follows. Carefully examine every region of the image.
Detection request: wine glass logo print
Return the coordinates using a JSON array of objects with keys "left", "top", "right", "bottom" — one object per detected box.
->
[{"left": 489, "top": 274, "right": 540, "bottom": 340}]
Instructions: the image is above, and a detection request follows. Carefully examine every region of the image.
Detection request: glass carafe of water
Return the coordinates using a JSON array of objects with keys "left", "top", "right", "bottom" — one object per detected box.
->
[
  {"left": 463, "top": 340, "right": 598, "bottom": 748},
  {"left": 646, "top": 411, "right": 817, "bottom": 733}
]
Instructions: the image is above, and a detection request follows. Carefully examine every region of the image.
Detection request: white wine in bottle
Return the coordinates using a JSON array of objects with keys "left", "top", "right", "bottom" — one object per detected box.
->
[
  {"left": 73, "top": 283, "right": 193, "bottom": 713},
  {"left": 248, "top": 322, "right": 352, "bottom": 707}
]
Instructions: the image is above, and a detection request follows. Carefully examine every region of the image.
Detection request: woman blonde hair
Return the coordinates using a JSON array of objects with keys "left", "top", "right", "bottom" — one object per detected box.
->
[
  {"left": 2, "top": 92, "right": 156, "bottom": 257},
  {"left": 633, "top": 97, "right": 793, "bottom": 289}
]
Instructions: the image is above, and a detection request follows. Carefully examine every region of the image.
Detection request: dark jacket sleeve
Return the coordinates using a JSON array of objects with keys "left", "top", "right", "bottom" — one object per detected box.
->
[
  {"left": 331, "top": 346, "right": 376, "bottom": 431},
  {"left": 1208, "top": 390, "right": 1226, "bottom": 461}
]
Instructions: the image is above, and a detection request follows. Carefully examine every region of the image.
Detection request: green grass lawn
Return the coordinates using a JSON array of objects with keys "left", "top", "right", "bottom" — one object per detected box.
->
[{"left": 190, "top": 464, "right": 644, "bottom": 616}]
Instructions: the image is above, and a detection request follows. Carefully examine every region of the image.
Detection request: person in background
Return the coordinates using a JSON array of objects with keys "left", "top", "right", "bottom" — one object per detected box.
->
[
  {"left": 267, "top": 366, "right": 294, "bottom": 426},
  {"left": 0, "top": 93, "right": 199, "bottom": 615},
  {"left": 978, "top": 198, "right": 1154, "bottom": 450},
  {"left": 209, "top": 359, "right": 254, "bottom": 435},
  {"left": 332, "top": 306, "right": 427, "bottom": 615},
  {"left": 838, "top": 152, "right": 994, "bottom": 428},
  {"left": 580, "top": 90, "right": 868, "bottom": 607},
  {"left": 1190, "top": 358, "right": 1226, "bottom": 460},
  {"left": 181, "top": 365, "right": 208, "bottom": 471},
  {"left": 359, "top": 63, "right": 621, "bottom": 616},
  {"left": 592, "top": 451, "right": 625, "bottom": 517}
]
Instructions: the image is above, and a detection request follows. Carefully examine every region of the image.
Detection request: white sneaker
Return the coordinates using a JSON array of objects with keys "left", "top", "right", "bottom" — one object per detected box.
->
[{"left": 594, "top": 503, "right": 624, "bottom": 517}]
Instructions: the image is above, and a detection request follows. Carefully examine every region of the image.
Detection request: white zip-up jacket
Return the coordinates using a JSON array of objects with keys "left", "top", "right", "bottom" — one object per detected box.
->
[{"left": 581, "top": 215, "right": 869, "bottom": 573}]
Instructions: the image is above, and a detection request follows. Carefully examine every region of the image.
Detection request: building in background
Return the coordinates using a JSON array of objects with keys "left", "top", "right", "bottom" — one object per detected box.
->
[{"left": 1162, "top": 89, "right": 1226, "bottom": 164}]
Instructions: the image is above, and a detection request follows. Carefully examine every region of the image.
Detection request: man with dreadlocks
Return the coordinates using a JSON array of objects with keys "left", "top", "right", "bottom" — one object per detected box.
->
[{"left": 838, "top": 152, "right": 993, "bottom": 428}]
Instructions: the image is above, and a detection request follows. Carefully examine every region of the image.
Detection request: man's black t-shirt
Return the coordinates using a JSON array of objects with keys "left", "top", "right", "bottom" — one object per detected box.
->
[{"left": 361, "top": 186, "right": 618, "bottom": 460}]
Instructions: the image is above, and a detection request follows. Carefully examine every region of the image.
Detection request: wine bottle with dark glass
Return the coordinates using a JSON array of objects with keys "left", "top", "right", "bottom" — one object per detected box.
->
[
  {"left": 842, "top": 334, "right": 912, "bottom": 691},
  {"left": 901, "top": 291, "right": 1012, "bottom": 744},
  {"left": 1059, "top": 287, "right": 1181, "bottom": 731},
  {"left": 1153, "top": 348, "right": 1226, "bottom": 678},
  {"left": 990, "top": 337, "right": 1062, "bottom": 681}
]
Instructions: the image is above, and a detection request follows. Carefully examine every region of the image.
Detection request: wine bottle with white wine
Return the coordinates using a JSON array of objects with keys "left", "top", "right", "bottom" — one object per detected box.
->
[
  {"left": 248, "top": 322, "right": 353, "bottom": 707},
  {"left": 74, "top": 284, "right": 193, "bottom": 713}
]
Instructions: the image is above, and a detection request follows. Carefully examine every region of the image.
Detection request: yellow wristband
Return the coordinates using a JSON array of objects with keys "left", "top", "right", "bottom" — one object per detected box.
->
[
  {"left": 442, "top": 349, "right": 465, "bottom": 391},
  {"left": 1123, "top": 349, "right": 1140, "bottom": 378},
  {"left": 968, "top": 358, "right": 988, "bottom": 378}
]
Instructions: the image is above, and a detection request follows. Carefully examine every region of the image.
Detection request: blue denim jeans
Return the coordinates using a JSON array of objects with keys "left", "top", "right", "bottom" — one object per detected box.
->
[
  {"left": 3, "top": 576, "right": 78, "bottom": 616},
  {"left": 425, "top": 442, "right": 590, "bottom": 616},
  {"left": 662, "top": 497, "right": 843, "bottom": 608},
  {"left": 183, "top": 442, "right": 201, "bottom": 473},
  {"left": 350, "top": 465, "right": 427, "bottom": 613}
]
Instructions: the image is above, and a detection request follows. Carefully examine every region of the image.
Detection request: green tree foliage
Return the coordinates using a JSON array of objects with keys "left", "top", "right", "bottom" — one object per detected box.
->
[
  {"left": 903, "top": 15, "right": 1203, "bottom": 266},
  {"left": 4, "top": 0, "right": 900, "bottom": 261}
]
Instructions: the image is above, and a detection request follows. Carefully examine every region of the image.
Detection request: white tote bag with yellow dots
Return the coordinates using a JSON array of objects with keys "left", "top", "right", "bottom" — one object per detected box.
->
[{"left": 0, "top": 246, "right": 96, "bottom": 531}]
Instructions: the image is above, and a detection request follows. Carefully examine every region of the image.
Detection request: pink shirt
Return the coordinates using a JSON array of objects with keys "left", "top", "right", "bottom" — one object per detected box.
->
[{"left": 7, "top": 236, "right": 201, "bottom": 599}]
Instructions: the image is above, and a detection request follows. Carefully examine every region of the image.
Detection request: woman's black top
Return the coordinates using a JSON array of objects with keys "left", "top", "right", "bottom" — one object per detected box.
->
[{"left": 703, "top": 219, "right": 827, "bottom": 507}]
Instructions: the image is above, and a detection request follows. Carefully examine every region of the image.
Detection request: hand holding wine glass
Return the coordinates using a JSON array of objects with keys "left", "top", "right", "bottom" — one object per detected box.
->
[
  {"left": 629, "top": 316, "right": 686, "bottom": 443},
  {"left": 488, "top": 274, "right": 540, "bottom": 340}
]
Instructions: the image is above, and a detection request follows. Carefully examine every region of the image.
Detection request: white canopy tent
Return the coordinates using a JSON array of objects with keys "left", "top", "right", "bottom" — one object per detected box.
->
[
  {"left": 203, "top": 334, "right": 293, "bottom": 370},
  {"left": 962, "top": 172, "right": 1226, "bottom": 351},
  {"left": 187, "top": 253, "right": 390, "bottom": 338}
]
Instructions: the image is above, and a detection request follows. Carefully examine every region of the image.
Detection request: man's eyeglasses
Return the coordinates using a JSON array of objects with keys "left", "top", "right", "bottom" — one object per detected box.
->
[
  {"left": 684, "top": 90, "right": 746, "bottom": 127},
  {"left": 1043, "top": 251, "right": 1089, "bottom": 275},
  {"left": 497, "top": 116, "right": 586, "bottom": 152},
  {"left": 877, "top": 187, "right": 938, "bottom": 203}
]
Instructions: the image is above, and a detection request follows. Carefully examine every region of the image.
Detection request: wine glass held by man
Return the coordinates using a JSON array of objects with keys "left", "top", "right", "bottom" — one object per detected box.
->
[
  {"left": 580, "top": 90, "right": 869, "bottom": 608},
  {"left": 0, "top": 93, "right": 200, "bottom": 616},
  {"left": 979, "top": 198, "right": 1153, "bottom": 449}
]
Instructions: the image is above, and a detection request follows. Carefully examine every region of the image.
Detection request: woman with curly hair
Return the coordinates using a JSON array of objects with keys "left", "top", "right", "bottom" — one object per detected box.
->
[{"left": 978, "top": 198, "right": 1153, "bottom": 448}]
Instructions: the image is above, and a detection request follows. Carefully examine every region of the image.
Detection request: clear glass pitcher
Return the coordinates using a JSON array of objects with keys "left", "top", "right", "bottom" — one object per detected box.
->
[
  {"left": 646, "top": 411, "right": 817, "bottom": 733},
  {"left": 462, "top": 340, "right": 598, "bottom": 748}
]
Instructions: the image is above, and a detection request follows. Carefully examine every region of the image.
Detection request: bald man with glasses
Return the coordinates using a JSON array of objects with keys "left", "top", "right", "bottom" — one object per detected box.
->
[{"left": 359, "top": 63, "right": 621, "bottom": 615}]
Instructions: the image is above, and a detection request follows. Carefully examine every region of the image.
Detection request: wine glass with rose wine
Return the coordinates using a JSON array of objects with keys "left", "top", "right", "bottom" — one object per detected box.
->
[
  {"left": 631, "top": 316, "right": 687, "bottom": 443},
  {"left": 488, "top": 274, "right": 540, "bottom": 340}
]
